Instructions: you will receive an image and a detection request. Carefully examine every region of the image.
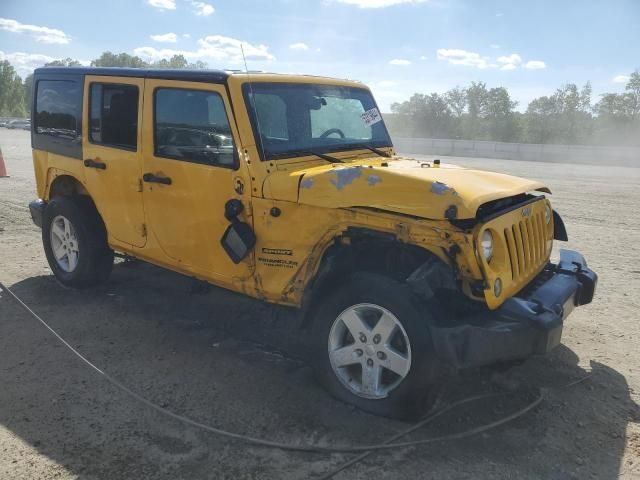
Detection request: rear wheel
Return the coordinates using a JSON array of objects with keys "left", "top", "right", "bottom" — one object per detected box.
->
[
  {"left": 42, "top": 196, "right": 113, "bottom": 288},
  {"left": 310, "top": 272, "right": 443, "bottom": 419}
]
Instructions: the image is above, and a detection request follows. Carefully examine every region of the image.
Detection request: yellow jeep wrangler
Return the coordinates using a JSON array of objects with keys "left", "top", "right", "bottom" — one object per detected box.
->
[{"left": 28, "top": 67, "right": 597, "bottom": 418}]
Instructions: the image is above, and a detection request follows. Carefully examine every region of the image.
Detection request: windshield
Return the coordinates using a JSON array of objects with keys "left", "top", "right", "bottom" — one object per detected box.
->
[{"left": 242, "top": 82, "right": 392, "bottom": 160}]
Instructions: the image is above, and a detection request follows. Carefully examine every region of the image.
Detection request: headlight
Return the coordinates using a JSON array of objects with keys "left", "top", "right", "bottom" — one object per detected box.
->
[
  {"left": 544, "top": 204, "right": 552, "bottom": 224},
  {"left": 480, "top": 230, "right": 493, "bottom": 262}
]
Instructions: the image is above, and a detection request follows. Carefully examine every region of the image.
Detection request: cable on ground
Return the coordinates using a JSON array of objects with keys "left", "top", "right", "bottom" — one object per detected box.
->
[{"left": 0, "top": 280, "right": 545, "bottom": 457}]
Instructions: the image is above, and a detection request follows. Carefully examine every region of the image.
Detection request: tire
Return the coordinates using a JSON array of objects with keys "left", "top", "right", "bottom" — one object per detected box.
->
[
  {"left": 310, "top": 272, "right": 444, "bottom": 420},
  {"left": 42, "top": 196, "right": 113, "bottom": 288}
]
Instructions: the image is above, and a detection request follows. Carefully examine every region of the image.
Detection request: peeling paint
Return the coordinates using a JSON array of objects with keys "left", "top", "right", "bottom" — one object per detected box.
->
[
  {"left": 330, "top": 166, "right": 362, "bottom": 191},
  {"left": 300, "top": 177, "right": 314, "bottom": 189},
  {"left": 367, "top": 174, "right": 382, "bottom": 186},
  {"left": 431, "top": 181, "right": 451, "bottom": 195},
  {"left": 430, "top": 181, "right": 459, "bottom": 196}
]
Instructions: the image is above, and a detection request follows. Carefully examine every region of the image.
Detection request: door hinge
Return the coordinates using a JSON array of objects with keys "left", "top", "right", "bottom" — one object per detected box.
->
[
  {"left": 141, "top": 223, "right": 147, "bottom": 237},
  {"left": 137, "top": 178, "right": 143, "bottom": 192}
]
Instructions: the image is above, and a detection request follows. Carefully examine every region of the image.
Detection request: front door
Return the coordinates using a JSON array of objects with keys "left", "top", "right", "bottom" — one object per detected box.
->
[
  {"left": 141, "top": 79, "right": 251, "bottom": 280},
  {"left": 83, "top": 76, "right": 146, "bottom": 247}
]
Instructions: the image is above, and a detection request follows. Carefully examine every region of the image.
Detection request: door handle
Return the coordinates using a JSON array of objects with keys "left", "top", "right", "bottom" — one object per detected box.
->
[
  {"left": 84, "top": 159, "right": 107, "bottom": 170},
  {"left": 143, "top": 173, "right": 172, "bottom": 185}
]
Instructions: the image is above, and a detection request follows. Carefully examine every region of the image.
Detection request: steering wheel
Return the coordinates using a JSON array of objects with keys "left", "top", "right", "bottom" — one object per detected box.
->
[{"left": 319, "top": 128, "right": 345, "bottom": 139}]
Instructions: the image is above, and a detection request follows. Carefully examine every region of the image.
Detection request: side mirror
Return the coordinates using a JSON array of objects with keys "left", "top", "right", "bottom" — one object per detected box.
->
[
  {"left": 221, "top": 222, "right": 256, "bottom": 264},
  {"left": 224, "top": 198, "right": 244, "bottom": 220}
]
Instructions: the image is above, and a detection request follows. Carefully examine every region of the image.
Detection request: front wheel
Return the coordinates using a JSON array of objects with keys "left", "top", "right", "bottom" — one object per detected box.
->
[{"left": 310, "top": 272, "right": 443, "bottom": 419}]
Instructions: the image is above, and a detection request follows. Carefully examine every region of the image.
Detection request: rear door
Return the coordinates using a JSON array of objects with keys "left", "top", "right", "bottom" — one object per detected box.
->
[
  {"left": 82, "top": 75, "right": 146, "bottom": 247},
  {"left": 141, "top": 79, "right": 251, "bottom": 280}
]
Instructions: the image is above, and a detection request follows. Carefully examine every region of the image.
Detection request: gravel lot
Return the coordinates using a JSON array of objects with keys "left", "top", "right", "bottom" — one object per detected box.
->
[{"left": 1, "top": 128, "right": 639, "bottom": 479}]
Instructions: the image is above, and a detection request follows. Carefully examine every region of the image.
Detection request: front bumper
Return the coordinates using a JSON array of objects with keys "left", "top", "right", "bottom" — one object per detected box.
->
[{"left": 431, "top": 249, "right": 597, "bottom": 369}]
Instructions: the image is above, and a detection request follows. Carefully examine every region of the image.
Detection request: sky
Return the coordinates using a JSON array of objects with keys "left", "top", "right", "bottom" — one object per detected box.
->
[{"left": 1, "top": 0, "right": 638, "bottom": 112}]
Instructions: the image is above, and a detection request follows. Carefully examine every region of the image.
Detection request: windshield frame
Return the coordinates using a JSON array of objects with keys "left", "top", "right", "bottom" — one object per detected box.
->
[{"left": 241, "top": 81, "right": 393, "bottom": 161}]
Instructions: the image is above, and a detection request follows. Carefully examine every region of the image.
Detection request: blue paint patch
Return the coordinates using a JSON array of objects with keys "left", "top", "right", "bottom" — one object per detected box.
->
[
  {"left": 431, "top": 181, "right": 451, "bottom": 195},
  {"left": 367, "top": 174, "right": 382, "bottom": 186},
  {"left": 330, "top": 166, "right": 362, "bottom": 191},
  {"left": 300, "top": 177, "right": 314, "bottom": 189}
]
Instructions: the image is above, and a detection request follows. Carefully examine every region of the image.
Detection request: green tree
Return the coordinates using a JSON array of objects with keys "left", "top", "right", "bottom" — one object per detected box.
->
[
  {"left": 444, "top": 86, "right": 466, "bottom": 118},
  {"left": 444, "top": 86, "right": 466, "bottom": 138},
  {"left": 45, "top": 58, "right": 82, "bottom": 67},
  {"left": 523, "top": 82, "right": 593, "bottom": 144},
  {"left": 391, "top": 93, "right": 454, "bottom": 138},
  {"left": 525, "top": 96, "right": 556, "bottom": 144},
  {"left": 91, "top": 52, "right": 148, "bottom": 68},
  {"left": 465, "top": 81, "right": 489, "bottom": 138},
  {"left": 593, "top": 71, "right": 640, "bottom": 145},
  {"left": 151, "top": 54, "right": 208, "bottom": 69},
  {"left": 23, "top": 73, "right": 34, "bottom": 112},
  {"left": 625, "top": 70, "right": 640, "bottom": 120},
  {"left": 486, "top": 87, "right": 519, "bottom": 142},
  {"left": 153, "top": 54, "right": 188, "bottom": 69},
  {"left": 0, "top": 60, "right": 27, "bottom": 116}
]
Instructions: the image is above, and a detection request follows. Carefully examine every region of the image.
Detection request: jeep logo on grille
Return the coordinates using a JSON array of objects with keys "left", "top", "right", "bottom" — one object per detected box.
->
[{"left": 522, "top": 207, "right": 532, "bottom": 217}]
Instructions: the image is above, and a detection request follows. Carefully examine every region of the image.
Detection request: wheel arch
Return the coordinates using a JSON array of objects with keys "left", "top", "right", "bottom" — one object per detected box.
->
[
  {"left": 45, "top": 173, "right": 108, "bottom": 241},
  {"left": 46, "top": 171, "right": 90, "bottom": 199},
  {"left": 299, "top": 227, "right": 452, "bottom": 328}
]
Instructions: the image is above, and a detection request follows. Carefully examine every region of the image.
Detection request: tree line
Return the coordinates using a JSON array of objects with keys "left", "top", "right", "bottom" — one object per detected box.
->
[
  {"left": 386, "top": 72, "right": 640, "bottom": 147},
  {"left": 0, "top": 52, "right": 207, "bottom": 118},
  {"left": 0, "top": 51, "right": 638, "bottom": 146}
]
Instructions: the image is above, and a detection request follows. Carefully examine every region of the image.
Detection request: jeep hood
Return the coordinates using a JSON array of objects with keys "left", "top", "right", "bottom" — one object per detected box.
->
[{"left": 262, "top": 159, "right": 550, "bottom": 220}]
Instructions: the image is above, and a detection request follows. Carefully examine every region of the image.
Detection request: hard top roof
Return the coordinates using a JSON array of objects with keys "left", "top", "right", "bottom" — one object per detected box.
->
[
  {"left": 32, "top": 67, "right": 364, "bottom": 87},
  {"left": 33, "top": 67, "right": 229, "bottom": 83}
]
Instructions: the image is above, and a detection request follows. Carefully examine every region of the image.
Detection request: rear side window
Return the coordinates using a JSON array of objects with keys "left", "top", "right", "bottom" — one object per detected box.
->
[
  {"left": 34, "top": 78, "right": 83, "bottom": 158},
  {"left": 90, "top": 83, "right": 139, "bottom": 150},
  {"left": 154, "top": 88, "right": 236, "bottom": 168}
]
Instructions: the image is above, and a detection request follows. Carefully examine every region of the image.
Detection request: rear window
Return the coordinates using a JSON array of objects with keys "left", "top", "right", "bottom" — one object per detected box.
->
[
  {"left": 33, "top": 77, "right": 83, "bottom": 159},
  {"left": 35, "top": 80, "right": 81, "bottom": 139}
]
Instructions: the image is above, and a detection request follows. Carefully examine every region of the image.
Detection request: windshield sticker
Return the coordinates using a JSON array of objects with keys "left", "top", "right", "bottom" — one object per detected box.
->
[{"left": 361, "top": 108, "right": 382, "bottom": 127}]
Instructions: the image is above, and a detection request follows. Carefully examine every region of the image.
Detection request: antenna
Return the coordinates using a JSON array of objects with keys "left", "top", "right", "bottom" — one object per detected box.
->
[{"left": 240, "top": 44, "right": 267, "bottom": 165}]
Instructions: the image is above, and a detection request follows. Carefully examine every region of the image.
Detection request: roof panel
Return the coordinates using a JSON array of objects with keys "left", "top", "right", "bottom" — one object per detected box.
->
[{"left": 33, "top": 67, "right": 229, "bottom": 83}]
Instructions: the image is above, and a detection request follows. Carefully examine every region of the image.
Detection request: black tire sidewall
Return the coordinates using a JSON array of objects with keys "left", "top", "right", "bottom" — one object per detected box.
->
[
  {"left": 310, "top": 272, "right": 442, "bottom": 419},
  {"left": 42, "top": 196, "right": 113, "bottom": 288}
]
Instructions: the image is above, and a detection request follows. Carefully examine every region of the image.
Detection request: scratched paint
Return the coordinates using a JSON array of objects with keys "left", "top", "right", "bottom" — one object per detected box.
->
[
  {"left": 367, "top": 174, "right": 382, "bottom": 186},
  {"left": 300, "top": 177, "right": 314, "bottom": 189},
  {"left": 330, "top": 166, "right": 362, "bottom": 191}
]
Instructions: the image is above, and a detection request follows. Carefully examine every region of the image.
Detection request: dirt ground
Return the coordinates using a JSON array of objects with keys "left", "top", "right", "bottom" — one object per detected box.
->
[{"left": 1, "top": 128, "right": 639, "bottom": 480}]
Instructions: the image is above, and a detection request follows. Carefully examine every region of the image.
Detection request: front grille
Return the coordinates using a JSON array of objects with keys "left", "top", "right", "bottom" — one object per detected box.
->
[{"left": 502, "top": 211, "right": 549, "bottom": 281}]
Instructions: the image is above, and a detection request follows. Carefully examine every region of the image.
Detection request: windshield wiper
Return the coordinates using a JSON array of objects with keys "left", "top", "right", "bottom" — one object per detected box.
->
[
  {"left": 299, "top": 150, "right": 343, "bottom": 163},
  {"left": 346, "top": 143, "right": 392, "bottom": 158}
]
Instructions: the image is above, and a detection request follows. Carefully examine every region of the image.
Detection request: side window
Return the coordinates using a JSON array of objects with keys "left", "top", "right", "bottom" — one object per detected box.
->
[
  {"left": 90, "top": 83, "right": 139, "bottom": 150},
  {"left": 35, "top": 80, "right": 81, "bottom": 139},
  {"left": 154, "top": 88, "right": 236, "bottom": 167}
]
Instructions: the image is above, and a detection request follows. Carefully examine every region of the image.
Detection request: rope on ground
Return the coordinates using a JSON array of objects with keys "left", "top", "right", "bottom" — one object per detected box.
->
[
  {"left": 0, "top": 280, "right": 543, "bottom": 455},
  {"left": 316, "top": 390, "right": 542, "bottom": 479},
  {"left": 319, "top": 358, "right": 593, "bottom": 478}
]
